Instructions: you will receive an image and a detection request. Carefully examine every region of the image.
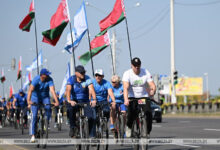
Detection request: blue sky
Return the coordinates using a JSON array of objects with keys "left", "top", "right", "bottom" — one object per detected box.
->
[{"left": 0, "top": 0, "right": 220, "bottom": 97}]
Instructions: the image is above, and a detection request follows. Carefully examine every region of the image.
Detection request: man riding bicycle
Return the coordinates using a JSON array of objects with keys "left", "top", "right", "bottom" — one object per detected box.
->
[
  {"left": 66, "top": 65, "right": 97, "bottom": 138},
  {"left": 122, "top": 57, "right": 156, "bottom": 137},
  {"left": 13, "top": 89, "right": 28, "bottom": 128},
  {"left": 0, "top": 97, "right": 8, "bottom": 128},
  {"left": 27, "top": 68, "right": 59, "bottom": 143},
  {"left": 92, "top": 69, "right": 116, "bottom": 130}
]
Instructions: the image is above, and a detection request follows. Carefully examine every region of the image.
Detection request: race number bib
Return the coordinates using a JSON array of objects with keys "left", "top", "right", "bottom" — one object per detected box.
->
[{"left": 138, "top": 98, "right": 146, "bottom": 104}]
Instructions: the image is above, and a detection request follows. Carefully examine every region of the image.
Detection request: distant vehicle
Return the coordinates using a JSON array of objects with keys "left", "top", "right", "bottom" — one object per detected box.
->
[{"left": 151, "top": 101, "right": 162, "bottom": 123}]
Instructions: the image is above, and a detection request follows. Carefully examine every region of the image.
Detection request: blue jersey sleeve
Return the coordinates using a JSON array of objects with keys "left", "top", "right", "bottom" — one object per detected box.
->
[
  {"left": 67, "top": 76, "right": 73, "bottom": 85},
  {"left": 31, "top": 76, "right": 39, "bottom": 87},
  {"left": 85, "top": 76, "right": 92, "bottom": 86},
  {"left": 105, "top": 80, "right": 113, "bottom": 90},
  {"left": 48, "top": 78, "right": 54, "bottom": 87}
]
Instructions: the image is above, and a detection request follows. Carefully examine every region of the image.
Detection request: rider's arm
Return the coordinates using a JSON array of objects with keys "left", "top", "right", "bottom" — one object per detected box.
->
[
  {"left": 27, "top": 85, "right": 34, "bottom": 105},
  {"left": 12, "top": 98, "right": 17, "bottom": 108},
  {"left": 66, "top": 84, "right": 72, "bottom": 103},
  {"left": 50, "top": 86, "right": 59, "bottom": 106},
  {"left": 123, "top": 81, "right": 130, "bottom": 105},
  {"left": 108, "top": 89, "right": 116, "bottom": 103},
  {"left": 148, "top": 81, "right": 156, "bottom": 97},
  {"left": 88, "top": 84, "right": 96, "bottom": 102}
]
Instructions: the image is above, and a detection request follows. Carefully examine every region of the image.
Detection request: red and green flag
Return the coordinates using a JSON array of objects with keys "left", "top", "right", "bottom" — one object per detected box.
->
[
  {"left": 0, "top": 68, "right": 6, "bottom": 83},
  {"left": 98, "top": 0, "right": 126, "bottom": 36},
  {"left": 9, "top": 84, "right": 14, "bottom": 98},
  {"left": 17, "top": 56, "right": 22, "bottom": 80},
  {"left": 79, "top": 32, "right": 110, "bottom": 65},
  {"left": 19, "top": 0, "right": 35, "bottom": 32},
  {"left": 42, "top": 0, "right": 70, "bottom": 46}
]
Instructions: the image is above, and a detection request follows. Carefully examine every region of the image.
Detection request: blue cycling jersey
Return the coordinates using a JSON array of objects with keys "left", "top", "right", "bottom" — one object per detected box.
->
[
  {"left": 14, "top": 93, "right": 27, "bottom": 108},
  {"left": 92, "top": 79, "right": 112, "bottom": 102},
  {"left": 31, "top": 75, "right": 54, "bottom": 102},
  {"left": 67, "top": 75, "right": 92, "bottom": 102},
  {"left": 109, "top": 83, "right": 124, "bottom": 103}
]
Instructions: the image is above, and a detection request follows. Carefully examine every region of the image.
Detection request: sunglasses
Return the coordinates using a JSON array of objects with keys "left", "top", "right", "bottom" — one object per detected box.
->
[
  {"left": 111, "top": 81, "right": 117, "bottom": 84},
  {"left": 95, "top": 74, "right": 102, "bottom": 77}
]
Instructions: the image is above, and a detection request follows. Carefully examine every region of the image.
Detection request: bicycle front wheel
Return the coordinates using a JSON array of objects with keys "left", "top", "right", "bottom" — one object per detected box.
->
[{"left": 140, "top": 118, "right": 148, "bottom": 150}]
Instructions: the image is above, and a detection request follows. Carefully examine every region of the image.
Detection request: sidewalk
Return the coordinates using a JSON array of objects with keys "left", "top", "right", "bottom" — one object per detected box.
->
[{"left": 163, "top": 112, "right": 220, "bottom": 119}]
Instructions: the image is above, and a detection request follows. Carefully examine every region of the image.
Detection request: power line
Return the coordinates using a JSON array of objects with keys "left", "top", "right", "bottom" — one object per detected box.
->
[
  {"left": 119, "top": 8, "right": 170, "bottom": 41},
  {"left": 175, "top": 0, "right": 220, "bottom": 6}
]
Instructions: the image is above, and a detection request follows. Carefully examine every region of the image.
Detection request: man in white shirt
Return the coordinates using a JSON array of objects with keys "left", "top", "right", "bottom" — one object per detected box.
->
[{"left": 122, "top": 57, "right": 156, "bottom": 137}]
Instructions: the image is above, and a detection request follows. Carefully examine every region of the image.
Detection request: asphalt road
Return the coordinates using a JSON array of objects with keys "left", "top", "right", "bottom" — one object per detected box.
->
[{"left": 0, "top": 117, "right": 220, "bottom": 150}]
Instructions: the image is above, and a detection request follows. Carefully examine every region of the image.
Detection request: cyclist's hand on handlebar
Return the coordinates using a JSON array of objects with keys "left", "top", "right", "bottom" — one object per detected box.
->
[
  {"left": 124, "top": 99, "right": 129, "bottom": 106},
  {"left": 90, "top": 100, "right": 96, "bottom": 107},
  {"left": 69, "top": 101, "right": 77, "bottom": 106},
  {"left": 111, "top": 101, "right": 116, "bottom": 109},
  {"left": 54, "top": 102, "right": 59, "bottom": 107}
]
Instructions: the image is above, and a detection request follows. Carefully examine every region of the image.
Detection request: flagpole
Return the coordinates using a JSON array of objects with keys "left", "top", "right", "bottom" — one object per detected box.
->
[
  {"left": 109, "top": 43, "right": 115, "bottom": 75},
  {"left": 125, "top": 18, "right": 132, "bottom": 61},
  {"left": 87, "top": 31, "right": 95, "bottom": 77},
  {"left": 33, "top": 0, "right": 39, "bottom": 75},
  {"left": 2, "top": 83, "right": 4, "bottom": 98},
  {"left": 20, "top": 72, "right": 23, "bottom": 89},
  {"left": 69, "top": 23, "right": 76, "bottom": 71}
]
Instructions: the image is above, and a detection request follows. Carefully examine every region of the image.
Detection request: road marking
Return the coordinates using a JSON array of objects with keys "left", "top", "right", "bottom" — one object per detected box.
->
[
  {"left": 4, "top": 141, "right": 29, "bottom": 150},
  {"left": 174, "top": 144, "right": 200, "bottom": 148},
  {"left": 179, "top": 121, "right": 191, "bottom": 123},
  {"left": 204, "top": 128, "right": 220, "bottom": 131},
  {"left": 153, "top": 125, "right": 162, "bottom": 128}
]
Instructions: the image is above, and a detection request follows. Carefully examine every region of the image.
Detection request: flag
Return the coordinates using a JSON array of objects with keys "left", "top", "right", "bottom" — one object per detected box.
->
[
  {"left": 64, "top": 1, "right": 88, "bottom": 53},
  {"left": 9, "top": 83, "right": 14, "bottom": 98},
  {"left": 42, "top": 0, "right": 70, "bottom": 46},
  {"left": 79, "top": 32, "right": 110, "bottom": 65},
  {"left": 0, "top": 68, "right": 6, "bottom": 83},
  {"left": 19, "top": 0, "right": 35, "bottom": 32},
  {"left": 17, "top": 56, "right": 22, "bottom": 80},
  {"left": 23, "top": 71, "right": 32, "bottom": 91},
  {"left": 98, "top": 0, "right": 126, "bottom": 36},
  {"left": 59, "top": 63, "right": 70, "bottom": 99},
  {"left": 26, "top": 51, "right": 43, "bottom": 71}
]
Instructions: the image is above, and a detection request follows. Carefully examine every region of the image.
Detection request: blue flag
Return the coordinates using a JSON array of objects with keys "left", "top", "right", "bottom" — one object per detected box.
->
[{"left": 64, "top": 1, "right": 88, "bottom": 53}]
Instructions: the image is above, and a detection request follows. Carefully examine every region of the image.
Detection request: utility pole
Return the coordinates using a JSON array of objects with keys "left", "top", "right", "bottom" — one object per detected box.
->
[{"left": 170, "top": 0, "right": 176, "bottom": 104}]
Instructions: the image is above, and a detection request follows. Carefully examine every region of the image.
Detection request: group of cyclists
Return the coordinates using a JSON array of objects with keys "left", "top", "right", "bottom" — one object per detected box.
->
[{"left": 0, "top": 57, "right": 157, "bottom": 146}]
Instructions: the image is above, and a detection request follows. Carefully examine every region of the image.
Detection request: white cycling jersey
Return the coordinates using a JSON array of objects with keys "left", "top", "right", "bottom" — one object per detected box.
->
[{"left": 122, "top": 68, "right": 153, "bottom": 98}]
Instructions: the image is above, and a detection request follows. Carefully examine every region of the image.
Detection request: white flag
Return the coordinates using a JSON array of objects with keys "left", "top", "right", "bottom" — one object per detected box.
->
[
  {"left": 64, "top": 1, "right": 88, "bottom": 53},
  {"left": 59, "top": 63, "right": 70, "bottom": 99},
  {"left": 26, "top": 51, "right": 43, "bottom": 71}
]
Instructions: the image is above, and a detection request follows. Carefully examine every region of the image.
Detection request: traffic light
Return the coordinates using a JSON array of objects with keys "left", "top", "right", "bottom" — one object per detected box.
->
[{"left": 173, "top": 71, "right": 178, "bottom": 85}]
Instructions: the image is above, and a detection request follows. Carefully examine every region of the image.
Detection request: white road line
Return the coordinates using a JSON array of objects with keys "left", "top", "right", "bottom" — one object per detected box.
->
[
  {"left": 153, "top": 125, "right": 162, "bottom": 128},
  {"left": 173, "top": 144, "right": 200, "bottom": 148},
  {"left": 179, "top": 121, "right": 191, "bottom": 123},
  {"left": 204, "top": 128, "right": 220, "bottom": 131}
]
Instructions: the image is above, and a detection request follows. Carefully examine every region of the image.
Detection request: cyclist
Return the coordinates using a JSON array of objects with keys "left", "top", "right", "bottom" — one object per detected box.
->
[
  {"left": 9, "top": 95, "right": 15, "bottom": 122},
  {"left": 27, "top": 68, "right": 59, "bottom": 143},
  {"left": 0, "top": 97, "right": 7, "bottom": 128},
  {"left": 122, "top": 57, "right": 156, "bottom": 137},
  {"left": 66, "top": 65, "right": 96, "bottom": 138},
  {"left": 13, "top": 89, "right": 28, "bottom": 128},
  {"left": 53, "top": 91, "right": 64, "bottom": 128},
  {"left": 109, "top": 75, "right": 126, "bottom": 133},
  {"left": 92, "top": 69, "right": 116, "bottom": 130}
]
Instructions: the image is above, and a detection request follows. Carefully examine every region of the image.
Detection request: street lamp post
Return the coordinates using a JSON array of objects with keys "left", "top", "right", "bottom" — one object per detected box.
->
[{"left": 204, "top": 73, "right": 209, "bottom": 101}]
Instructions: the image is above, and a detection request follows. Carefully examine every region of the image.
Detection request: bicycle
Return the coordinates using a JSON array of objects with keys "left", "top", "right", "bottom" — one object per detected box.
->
[
  {"left": 95, "top": 102, "right": 109, "bottom": 150},
  {"left": 74, "top": 103, "right": 90, "bottom": 150},
  {"left": 32, "top": 103, "right": 53, "bottom": 149},
  {"left": 113, "top": 103, "right": 126, "bottom": 145},
  {"left": 1, "top": 109, "right": 7, "bottom": 127},
  {"left": 129, "top": 97, "right": 153, "bottom": 150},
  {"left": 56, "top": 105, "right": 63, "bottom": 131}
]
